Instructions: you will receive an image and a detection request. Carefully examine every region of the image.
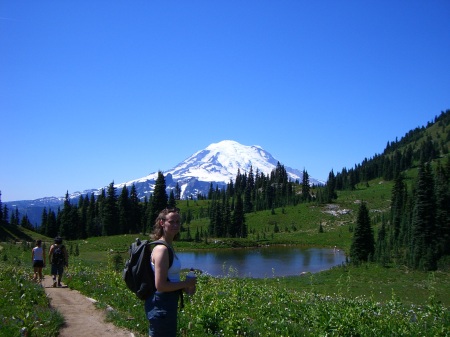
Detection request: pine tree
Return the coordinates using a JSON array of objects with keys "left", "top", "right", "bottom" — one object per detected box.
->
[
  {"left": 435, "top": 159, "right": 450, "bottom": 256},
  {"left": 118, "top": 185, "right": 130, "bottom": 234},
  {"left": 301, "top": 169, "right": 310, "bottom": 202},
  {"left": 129, "top": 184, "right": 141, "bottom": 233},
  {"left": 231, "top": 193, "right": 247, "bottom": 238},
  {"left": 86, "top": 193, "right": 97, "bottom": 237},
  {"left": 150, "top": 171, "right": 168, "bottom": 226},
  {"left": 350, "top": 202, "right": 375, "bottom": 263},
  {"left": 60, "top": 191, "right": 75, "bottom": 239},
  {"left": 20, "top": 214, "right": 33, "bottom": 230},
  {"left": 102, "top": 182, "right": 119, "bottom": 236},
  {"left": 175, "top": 183, "right": 181, "bottom": 200},
  {"left": 78, "top": 195, "right": 88, "bottom": 239},
  {"left": 168, "top": 190, "right": 176, "bottom": 208},
  {"left": 2, "top": 204, "right": 9, "bottom": 224},
  {"left": 46, "top": 209, "right": 58, "bottom": 238},
  {"left": 222, "top": 197, "right": 231, "bottom": 236},
  {"left": 96, "top": 189, "right": 106, "bottom": 235},
  {"left": 390, "top": 173, "right": 408, "bottom": 260},
  {"left": 410, "top": 162, "right": 437, "bottom": 270},
  {"left": 326, "top": 170, "right": 337, "bottom": 202},
  {"left": 10, "top": 207, "right": 19, "bottom": 226},
  {"left": 375, "top": 217, "right": 389, "bottom": 266},
  {"left": 40, "top": 208, "right": 48, "bottom": 235},
  {"left": 243, "top": 184, "right": 253, "bottom": 213}
]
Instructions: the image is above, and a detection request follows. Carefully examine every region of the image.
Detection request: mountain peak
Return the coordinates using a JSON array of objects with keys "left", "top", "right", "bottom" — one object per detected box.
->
[
  {"left": 114, "top": 139, "right": 310, "bottom": 200},
  {"left": 6, "top": 140, "right": 316, "bottom": 224},
  {"left": 165, "top": 140, "right": 282, "bottom": 184}
]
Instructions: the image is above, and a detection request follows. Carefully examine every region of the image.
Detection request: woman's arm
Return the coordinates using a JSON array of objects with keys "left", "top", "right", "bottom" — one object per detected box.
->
[
  {"left": 48, "top": 245, "right": 53, "bottom": 263},
  {"left": 152, "top": 245, "right": 195, "bottom": 293}
]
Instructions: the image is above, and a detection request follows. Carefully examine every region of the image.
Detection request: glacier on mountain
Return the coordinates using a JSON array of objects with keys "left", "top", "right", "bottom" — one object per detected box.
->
[
  {"left": 5, "top": 140, "right": 322, "bottom": 224},
  {"left": 114, "top": 140, "right": 307, "bottom": 199}
]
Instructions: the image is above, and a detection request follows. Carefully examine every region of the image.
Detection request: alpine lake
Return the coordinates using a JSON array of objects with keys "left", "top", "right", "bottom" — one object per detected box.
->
[{"left": 177, "top": 246, "right": 346, "bottom": 278}]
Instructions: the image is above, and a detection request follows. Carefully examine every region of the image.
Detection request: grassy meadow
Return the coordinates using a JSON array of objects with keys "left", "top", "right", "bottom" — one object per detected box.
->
[
  {"left": 0, "top": 242, "right": 64, "bottom": 337},
  {"left": 1, "top": 176, "right": 449, "bottom": 336}
]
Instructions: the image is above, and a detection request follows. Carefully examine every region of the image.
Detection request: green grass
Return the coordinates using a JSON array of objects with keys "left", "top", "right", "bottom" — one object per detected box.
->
[
  {"left": 261, "top": 263, "right": 450, "bottom": 307},
  {"left": 63, "top": 261, "right": 449, "bottom": 336},
  {"left": 0, "top": 244, "right": 64, "bottom": 337},
  {"left": 2, "top": 174, "right": 449, "bottom": 336},
  {"left": 2, "top": 230, "right": 449, "bottom": 336}
]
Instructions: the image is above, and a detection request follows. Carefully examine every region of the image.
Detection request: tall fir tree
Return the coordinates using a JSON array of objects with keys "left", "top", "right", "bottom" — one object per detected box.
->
[
  {"left": 168, "top": 190, "right": 176, "bottom": 208},
  {"left": 231, "top": 193, "right": 247, "bottom": 238},
  {"left": 350, "top": 202, "right": 375, "bottom": 263},
  {"left": 118, "top": 185, "right": 130, "bottom": 234},
  {"left": 301, "top": 169, "right": 310, "bottom": 202},
  {"left": 374, "top": 217, "right": 389, "bottom": 266},
  {"left": 78, "top": 195, "right": 88, "bottom": 239},
  {"left": 47, "top": 209, "right": 58, "bottom": 238},
  {"left": 175, "top": 182, "right": 181, "bottom": 200},
  {"left": 86, "top": 193, "right": 97, "bottom": 237},
  {"left": 410, "top": 162, "right": 437, "bottom": 270},
  {"left": 129, "top": 184, "right": 141, "bottom": 233},
  {"left": 326, "top": 170, "right": 337, "bottom": 202},
  {"left": 40, "top": 208, "right": 48, "bottom": 235},
  {"left": 59, "top": 191, "right": 74, "bottom": 239},
  {"left": 390, "top": 173, "right": 408, "bottom": 260},
  {"left": 150, "top": 171, "right": 168, "bottom": 227},
  {"left": 2, "top": 204, "right": 9, "bottom": 224},
  {"left": 102, "top": 182, "right": 119, "bottom": 236},
  {"left": 434, "top": 159, "right": 450, "bottom": 256}
]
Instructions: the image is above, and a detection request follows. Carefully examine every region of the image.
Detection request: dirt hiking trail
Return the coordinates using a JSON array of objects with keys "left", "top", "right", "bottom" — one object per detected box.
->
[{"left": 43, "top": 277, "right": 137, "bottom": 337}]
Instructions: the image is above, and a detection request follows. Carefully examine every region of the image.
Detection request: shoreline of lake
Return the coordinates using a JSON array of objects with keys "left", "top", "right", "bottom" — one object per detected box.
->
[{"left": 177, "top": 245, "right": 347, "bottom": 278}]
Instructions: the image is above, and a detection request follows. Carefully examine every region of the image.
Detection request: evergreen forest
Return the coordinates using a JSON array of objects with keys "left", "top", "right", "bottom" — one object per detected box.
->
[{"left": 1, "top": 109, "right": 450, "bottom": 272}]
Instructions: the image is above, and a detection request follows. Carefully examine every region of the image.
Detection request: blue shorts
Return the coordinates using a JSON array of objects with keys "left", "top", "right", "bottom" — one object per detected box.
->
[
  {"left": 145, "top": 291, "right": 179, "bottom": 337},
  {"left": 51, "top": 264, "right": 64, "bottom": 276}
]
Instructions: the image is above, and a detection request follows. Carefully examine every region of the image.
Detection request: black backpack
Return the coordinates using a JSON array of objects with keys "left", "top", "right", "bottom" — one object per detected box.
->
[
  {"left": 52, "top": 245, "right": 65, "bottom": 265},
  {"left": 123, "top": 239, "right": 173, "bottom": 300}
]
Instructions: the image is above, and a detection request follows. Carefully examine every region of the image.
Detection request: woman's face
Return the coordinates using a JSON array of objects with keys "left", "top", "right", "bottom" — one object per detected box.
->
[{"left": 162, "top": 212, "right": 181, "bottom": 236}]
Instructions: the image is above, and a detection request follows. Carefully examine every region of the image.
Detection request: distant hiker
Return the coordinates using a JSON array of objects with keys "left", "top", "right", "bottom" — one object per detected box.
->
[
  {"left": 31, "top": 239, "right": 46, "bottom": 282},
  {"left": 49, "top": 236, "right": 68, "bottom": 287},
  {"left": 145, "top": 207, "right": 197, "bottom": 337}
]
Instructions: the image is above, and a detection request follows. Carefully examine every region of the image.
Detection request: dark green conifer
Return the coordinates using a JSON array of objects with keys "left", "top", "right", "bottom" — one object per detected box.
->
[
  {"left": 410, "top": 162, "right": 437, "bottom": 270},
  {"left": 118, "top": 185, "right": 130, "bottom": 234},
  {"left": 151, "top": 171, "right": 168, "bottom": 226},
  {"left": 102, "top": 182, "right": 119, "bottom": 236},
  {"left": 350, "top": 202, "right": 375, "bottom": 263}
]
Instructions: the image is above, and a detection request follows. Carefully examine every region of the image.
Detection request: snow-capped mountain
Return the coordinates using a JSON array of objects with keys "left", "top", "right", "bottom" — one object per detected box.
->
[
  {"left": 115, "top": 140, "right": 317, "bottom": 200},
  {"left": 5, "top": 140, "right": 322, "bottom": 224}
]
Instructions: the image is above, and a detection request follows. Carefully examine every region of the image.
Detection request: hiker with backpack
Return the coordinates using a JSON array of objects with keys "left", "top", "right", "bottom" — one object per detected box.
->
[
  {"left": 48, "top": 236, "right": 68, "bottom": 287},
  {"left": 145, "top": 207, "right": 197, "bottom": 337}
]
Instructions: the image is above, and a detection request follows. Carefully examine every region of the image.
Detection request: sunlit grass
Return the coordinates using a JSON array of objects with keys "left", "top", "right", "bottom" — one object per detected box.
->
[
  {"left": 64, "top": 261, "right": 449, "bottom": 337},
  {"left": 2, "top": 173, "right": 449, "bottom": 336},
  {"left": 0, "top": 254, "right": 64, "bottom": 337},
  {"left": 2, "top": 228, "right": 449, "bottom": 337}
]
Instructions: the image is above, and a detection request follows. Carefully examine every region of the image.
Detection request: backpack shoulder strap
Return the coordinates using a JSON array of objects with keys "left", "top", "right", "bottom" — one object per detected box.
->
[{"left": 150, "top": 240, "right": 174, "bottom": 267}]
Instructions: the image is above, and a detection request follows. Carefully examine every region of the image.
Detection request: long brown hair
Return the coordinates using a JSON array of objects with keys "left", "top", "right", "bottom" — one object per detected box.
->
[{"left": 150, "top": 207, "right": 181, "bottom": 241}]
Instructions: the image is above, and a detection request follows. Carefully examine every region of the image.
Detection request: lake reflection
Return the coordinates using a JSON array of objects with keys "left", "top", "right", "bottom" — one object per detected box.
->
[{"left": 177, "top": 246, "right": 346, "bottom": 278}]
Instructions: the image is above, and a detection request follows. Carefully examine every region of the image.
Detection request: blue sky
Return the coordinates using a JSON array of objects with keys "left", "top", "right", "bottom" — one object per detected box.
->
[{"left": 1, "top": 1, "right": 449, "bottom": 202}]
